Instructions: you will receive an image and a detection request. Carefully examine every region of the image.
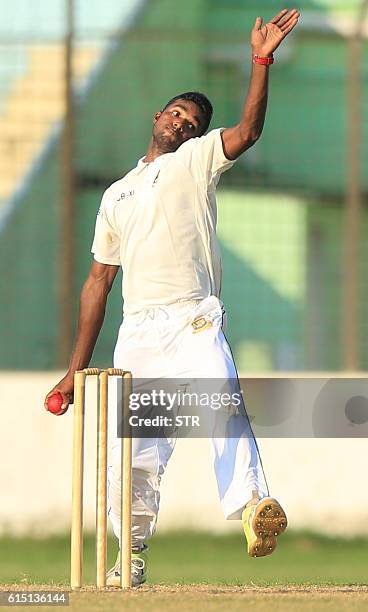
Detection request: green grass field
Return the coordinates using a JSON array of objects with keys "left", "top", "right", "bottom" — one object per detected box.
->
[{"left": 1, "top": 531, "right": 367, "bottom": 611}]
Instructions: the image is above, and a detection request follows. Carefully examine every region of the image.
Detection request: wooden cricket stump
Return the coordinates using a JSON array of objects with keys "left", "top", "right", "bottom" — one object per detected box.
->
[{"left": 70, "top": 368, "right": 132, "bottom": 590}]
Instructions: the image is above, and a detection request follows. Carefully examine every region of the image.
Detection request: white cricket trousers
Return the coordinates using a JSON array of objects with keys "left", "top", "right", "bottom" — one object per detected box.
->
[{"left": 107, "top": 295, "right": 268, "bottom": 548}]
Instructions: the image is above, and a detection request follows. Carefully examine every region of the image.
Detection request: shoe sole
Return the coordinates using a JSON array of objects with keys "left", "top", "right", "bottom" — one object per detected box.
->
[
  {"left": 249, "top": 498, "right": 287, "bottom": 558},
  {"left": 106, "top": 577, "right": 146, "bottom": 588}
]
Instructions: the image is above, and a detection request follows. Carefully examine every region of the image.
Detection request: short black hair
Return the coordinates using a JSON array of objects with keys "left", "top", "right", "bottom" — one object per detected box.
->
[{"left": 163, "top": 91, "right": 213, "bottom": 135}]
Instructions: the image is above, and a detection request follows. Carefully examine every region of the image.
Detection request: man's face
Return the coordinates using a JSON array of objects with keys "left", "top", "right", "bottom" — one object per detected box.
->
[{"left": 152, "top": 99, "right": 204, "bottom": 153}]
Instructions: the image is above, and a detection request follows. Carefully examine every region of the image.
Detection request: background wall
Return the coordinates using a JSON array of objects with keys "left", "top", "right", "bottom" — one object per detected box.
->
[{"left": 1, "top": 372, "right": 366, "bottom": 537}]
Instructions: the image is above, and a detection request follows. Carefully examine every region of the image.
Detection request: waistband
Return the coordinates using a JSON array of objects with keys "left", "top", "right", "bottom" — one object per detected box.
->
[{"left": 123, "top": 297, "right": 203, "bottom": 318}]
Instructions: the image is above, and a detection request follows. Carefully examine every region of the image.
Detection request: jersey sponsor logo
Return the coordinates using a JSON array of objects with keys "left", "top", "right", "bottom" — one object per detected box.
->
[
  {"left": 117, "top": 189, "right": 135, "bottom": 202},
  {"left": 191, "top": 316, "right": 213, "bottom": 334}
]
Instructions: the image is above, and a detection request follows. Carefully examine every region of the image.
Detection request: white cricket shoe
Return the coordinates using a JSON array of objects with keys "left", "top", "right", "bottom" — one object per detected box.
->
[{"left": 106, "top": 546, "right": 148, "bottom": 587}]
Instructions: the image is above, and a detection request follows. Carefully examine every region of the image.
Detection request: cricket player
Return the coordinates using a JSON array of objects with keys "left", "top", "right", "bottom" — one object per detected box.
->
[{"left": 45, "top": 9, "right": 300, "bottom": 586}]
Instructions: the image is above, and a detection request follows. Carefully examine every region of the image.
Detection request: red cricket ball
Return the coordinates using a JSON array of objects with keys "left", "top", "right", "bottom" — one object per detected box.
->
[{"left": 46, "top": 392, "right": 68, "bottom": 416}]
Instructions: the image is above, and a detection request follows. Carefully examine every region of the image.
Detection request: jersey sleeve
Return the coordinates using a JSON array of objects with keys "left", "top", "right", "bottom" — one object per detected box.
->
[
  {"left": 91, "top": 190, "right": 121, "bottom": 265},
  {"left": 180, "top": 128, "right": 236, "bottom": 186}
]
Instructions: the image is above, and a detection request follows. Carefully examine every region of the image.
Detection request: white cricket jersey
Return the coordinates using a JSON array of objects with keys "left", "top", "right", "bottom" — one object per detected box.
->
[{"left": 91, "top": 128, "right": 235, "bottom": 314}]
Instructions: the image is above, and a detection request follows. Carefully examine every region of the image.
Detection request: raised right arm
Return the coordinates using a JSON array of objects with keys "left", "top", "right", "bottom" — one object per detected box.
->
[{"left": 44, "top": 260, "right": 120, "bottom": 410}]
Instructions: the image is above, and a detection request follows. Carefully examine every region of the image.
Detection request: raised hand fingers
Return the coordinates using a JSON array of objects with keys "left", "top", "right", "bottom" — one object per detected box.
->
[
  {"left": 271, "top": 8, "right": 299, "bottom": 28},
  {"left": 270, "top": 8, "right": 289, "bottom": 25},
  {"left": 280, "top": 11, "right": 300, "bottom": 33},
  {"left": 282, "top": 19, "right": 298, "bottom": 36}
]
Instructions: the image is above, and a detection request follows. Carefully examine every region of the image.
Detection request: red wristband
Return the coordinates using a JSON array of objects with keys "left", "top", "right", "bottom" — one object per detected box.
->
[{"left": 253, "top": 54, "right": 274, "bottom": 66}]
